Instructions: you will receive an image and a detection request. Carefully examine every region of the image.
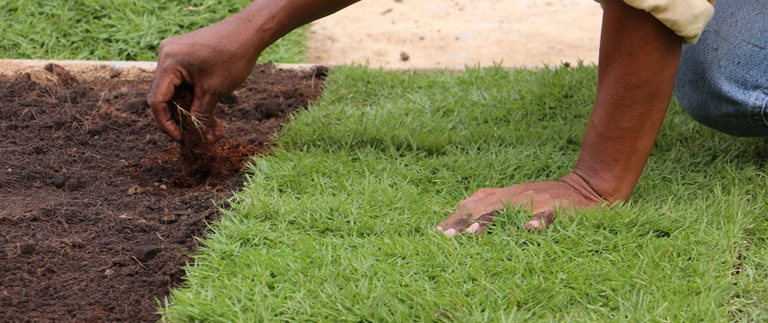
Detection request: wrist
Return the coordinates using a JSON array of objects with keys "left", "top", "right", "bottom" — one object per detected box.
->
[
  {"left": 558, "top": 172, "right": 608, "bottom": 204},
  {"left": 568, "top": 164, "right": 635, "bottom": 203},
  {"left": 216, "top": 12, "right": 271, "bottom": 62}
]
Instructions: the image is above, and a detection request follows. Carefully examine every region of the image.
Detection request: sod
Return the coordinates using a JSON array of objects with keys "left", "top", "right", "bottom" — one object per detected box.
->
[{"left": 160, "top": 65, "right": 768, "bottom": 322}]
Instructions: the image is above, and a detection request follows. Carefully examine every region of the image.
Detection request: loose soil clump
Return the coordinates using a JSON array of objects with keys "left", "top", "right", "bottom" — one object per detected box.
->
[
  {"left": 0, "top": 63, "right": 327, "bottom": 322},
  {"left": 167, "top": 84, "right": 218, "bottom": 187}
]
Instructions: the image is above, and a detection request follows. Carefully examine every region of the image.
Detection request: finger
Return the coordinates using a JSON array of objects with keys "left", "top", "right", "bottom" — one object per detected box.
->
[
  {"left": 206, "top": 116, "right": 225, "bottom": 143},
  {"left": 465, "top": 210, "right": 501, "bottom": 235},
  {"left": 191, "top": 86, "right": 223, "bottom": 144},
  {"left": 436, "top": 208, "right": 501, "bottom": 237},
  {"left": 150, "top": 101, "right": 182, "bottom": 142},
  {"left": 524, "top": 209, "right": 556, "bottom": 232},
  {"left": 435, "top": 210, "right": 471, "bottom": 236},
  {"left": 148, "top": 66, "right": 183, "bottom": 141},
  {"left": 464, "top": 222, "right": 482, "bottom": 234}
]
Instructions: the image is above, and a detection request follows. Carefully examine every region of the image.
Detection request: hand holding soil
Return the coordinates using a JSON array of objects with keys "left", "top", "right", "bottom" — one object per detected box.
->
[
  {"left": 167, "top": 84, "right": 221, "bottom": 185},
  {"left": 148, "top": 14, "right": 263, "bottom": 144}
]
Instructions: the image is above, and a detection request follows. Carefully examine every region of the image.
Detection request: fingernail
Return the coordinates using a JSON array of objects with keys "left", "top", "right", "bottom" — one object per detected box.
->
[
  {"left": 466, "top": 222, "right": 480, "bottom": 234},
  {"left": 444, "top": 229, "right": 457, "bottom": 237},
  {"left": 526, "top": 220, "right": 541, "bottom": 230}
]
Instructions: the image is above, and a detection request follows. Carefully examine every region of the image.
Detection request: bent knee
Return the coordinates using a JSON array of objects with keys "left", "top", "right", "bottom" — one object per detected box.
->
[
  {"left": 674, "top": 0, "right": 768, "bottom": 137},
  {"left": 674, "top": 41, "right": 768, "bottom": 137}
]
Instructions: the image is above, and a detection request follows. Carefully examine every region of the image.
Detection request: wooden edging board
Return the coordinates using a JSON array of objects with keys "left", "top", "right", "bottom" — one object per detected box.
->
[{"left": 0, "top": 59, "right": 467, "bottom": 76}]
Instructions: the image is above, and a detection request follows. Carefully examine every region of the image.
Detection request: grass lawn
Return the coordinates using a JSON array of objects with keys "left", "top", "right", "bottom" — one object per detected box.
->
[
  {"left": 0, "top": 0, "right": 306, "bottom": 63},
  {"left": 161, "top": 65, "right": 768, "bottom": 322}
]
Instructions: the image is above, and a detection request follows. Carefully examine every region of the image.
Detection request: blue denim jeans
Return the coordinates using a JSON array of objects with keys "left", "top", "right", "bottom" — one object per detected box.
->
[{"left": 674, "top": 0, "right": 768, "bottom": 137}]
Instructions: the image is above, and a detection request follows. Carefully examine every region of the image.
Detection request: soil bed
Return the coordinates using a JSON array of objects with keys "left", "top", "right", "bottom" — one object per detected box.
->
[{"left": 0, "top": 63, "right": 327, "bottom": 322}]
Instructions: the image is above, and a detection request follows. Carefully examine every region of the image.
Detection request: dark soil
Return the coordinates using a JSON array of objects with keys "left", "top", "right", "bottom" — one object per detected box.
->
[{"left": 0, "top": 63, "right": 327, "bottom": 322}]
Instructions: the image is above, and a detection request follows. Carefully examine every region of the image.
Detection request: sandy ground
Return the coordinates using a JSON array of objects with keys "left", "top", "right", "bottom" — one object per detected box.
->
[
  {"left": 306, "top": 0, "right": 603, "bottom": 69},
  {"left": 1, "top": 1, "right": 602, "bottom": 72}
]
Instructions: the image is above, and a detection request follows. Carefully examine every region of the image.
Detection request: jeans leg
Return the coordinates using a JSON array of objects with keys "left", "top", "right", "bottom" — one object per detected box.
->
[{"left": 674, "top": 0, "right": 768, "bottom": 137}]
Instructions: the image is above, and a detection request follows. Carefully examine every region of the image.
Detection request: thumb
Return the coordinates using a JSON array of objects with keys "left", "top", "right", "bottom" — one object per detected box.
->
[{"left": 148, "top": 68, "right": 184, "bottom": 141}]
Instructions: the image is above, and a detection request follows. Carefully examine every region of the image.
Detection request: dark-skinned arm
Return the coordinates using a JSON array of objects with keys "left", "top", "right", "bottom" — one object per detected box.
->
[
  {"left": 148, "top": 0, "right": 359, "bottom": 142},
  {"left": 436, "top": 0, "right": 684, "bottom": 236}
]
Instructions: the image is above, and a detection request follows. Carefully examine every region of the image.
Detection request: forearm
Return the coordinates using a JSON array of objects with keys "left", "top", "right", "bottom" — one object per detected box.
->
[
  {"left": 570, "top": 0, "right": 683, "bottom": 202},
  {"left": 224, "top": 0, "right": 359, "bottom": 60}
]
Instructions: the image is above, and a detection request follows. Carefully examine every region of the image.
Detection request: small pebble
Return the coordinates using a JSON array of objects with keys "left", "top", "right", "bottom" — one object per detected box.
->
[
  {"left": 171, "top": 229, "right": 191, "bottom": 244},
  {"left": 131, "top": 246, "right": 159, "bottom": 263},
  {"left": 159, "top": 210, "right": 177, "bottom": 224},
  {"left": 119, "top": 98, "right": 149, "bottom": 114},
  {"left": 256, "top": 102, "right": 279, "bottom": 119},
  {"left": 147, "top": 275, "right": 169, "bottom": 287},
  {"left": 127, "top": 185, "right": 145, "bottom": 195},
  {"left": 400, "top": 52, "right": 410, "bottom": 61},
  {"left": 285, "top": 98, "right": 300, "bottom": 108},
  {"left": 20, "top": 242, "right": 36, "bottom": 255},
  {"left": 66, "top": 178, "right": 83, "bottom": 191},
  {"left": 219, "top": 93, "right": 239, "bottom": 106},
  {"left": 51, "top": 176, "right": 67, "bottom": 188},
  {"left": 71, "top": 239, "right": 86, "bottom": 248},
  {"left": 111, "top": 258, "right": 129, "bottom": 267}
]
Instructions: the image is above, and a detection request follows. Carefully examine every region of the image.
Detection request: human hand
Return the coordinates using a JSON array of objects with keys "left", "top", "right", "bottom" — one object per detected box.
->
[
  {"left": 436, "top": 173, "right": 604, "bottom": 236},
  {"left": 147, "top": 18, "right": 260, "bottom": 143}
]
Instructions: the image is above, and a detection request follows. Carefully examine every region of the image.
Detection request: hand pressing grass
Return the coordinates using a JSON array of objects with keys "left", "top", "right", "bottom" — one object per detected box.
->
[
  {"left": 0, "top": 0, "right": 307, "bottom": 63},
  {"left": 160, "top": 64, "right": 768, "bottom": 322}
]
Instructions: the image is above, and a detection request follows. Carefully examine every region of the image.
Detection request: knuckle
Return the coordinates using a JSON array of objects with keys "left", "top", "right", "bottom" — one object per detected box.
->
[
  {"left": 157, "top": 41, "right": 171, "bottom": 57},
  {"left": 146, "top": 94, "right": 162, "bottom": 106},
  {"left": 157, "top": 38, "right": 176, "bottom": 53}
]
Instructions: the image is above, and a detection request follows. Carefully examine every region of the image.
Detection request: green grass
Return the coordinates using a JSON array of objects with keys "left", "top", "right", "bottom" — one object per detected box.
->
[
  {"left": 161, "top": 65, "right": 768, "bottom": 322},
  {"left": 0, "top": 0, "right": 306, "bottom": 63}
]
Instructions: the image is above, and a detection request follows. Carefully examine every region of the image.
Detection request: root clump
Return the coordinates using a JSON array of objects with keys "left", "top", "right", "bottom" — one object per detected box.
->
[{"left": 168, "top": 85, "right": 218, "bottom": 187}]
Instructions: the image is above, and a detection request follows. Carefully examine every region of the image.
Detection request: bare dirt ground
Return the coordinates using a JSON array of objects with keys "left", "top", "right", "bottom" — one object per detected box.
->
[
  {"left": 306, "top": 0, "right": 603, "bottom": 69},
  {"left": 0, "top": 63, "right": 326, "bottom": 322}
]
